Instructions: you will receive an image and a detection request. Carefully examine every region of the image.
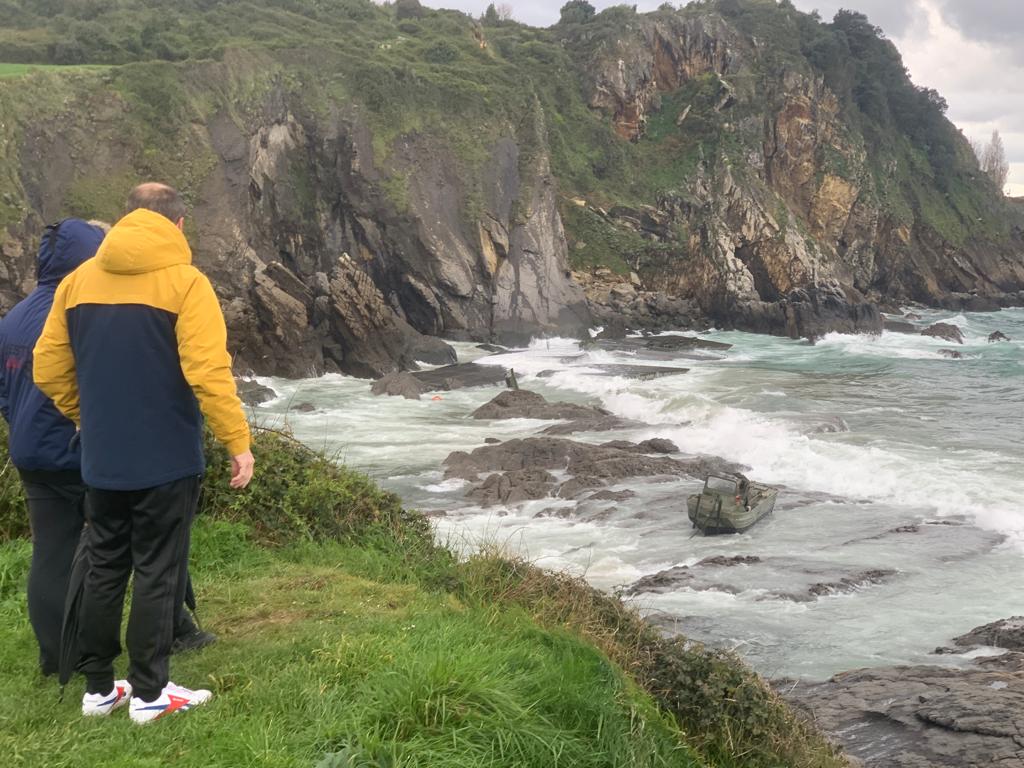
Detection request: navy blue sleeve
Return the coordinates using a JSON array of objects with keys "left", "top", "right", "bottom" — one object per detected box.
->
[{"left": 0, "top": 331, "right": 9, "bottom": 424}]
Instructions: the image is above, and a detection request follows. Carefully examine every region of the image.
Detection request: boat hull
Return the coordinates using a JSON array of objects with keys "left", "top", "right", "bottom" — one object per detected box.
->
[{"left": 687, "top": 490, "right": 777, "bottom": 534}]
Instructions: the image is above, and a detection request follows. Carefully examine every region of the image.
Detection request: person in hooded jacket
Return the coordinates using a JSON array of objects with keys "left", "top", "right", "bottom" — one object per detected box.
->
[
  {"left": 0, "top": 219, "right": 105, "bottom": 677},
  {"left": 35, "top": 183, "right": 254, "bottom": 724},
  {"left": 0, "top": 219, "right": 216, "bottom": 680}
]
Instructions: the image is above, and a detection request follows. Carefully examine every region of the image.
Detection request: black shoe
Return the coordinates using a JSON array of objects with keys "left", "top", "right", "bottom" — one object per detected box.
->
[{"left": 171, "top": 628, "right": 217, "bottom": 654}]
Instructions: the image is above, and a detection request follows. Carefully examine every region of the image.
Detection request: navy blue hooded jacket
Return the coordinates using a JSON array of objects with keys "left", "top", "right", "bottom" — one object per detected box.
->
[{"left": 0, "top": 220, "right": 105, "bottom": 473}]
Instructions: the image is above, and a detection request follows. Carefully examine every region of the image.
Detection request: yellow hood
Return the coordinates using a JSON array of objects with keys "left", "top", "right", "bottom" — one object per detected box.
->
[{"left": 96, "top": 208, "right": 192, "bottom": 275}]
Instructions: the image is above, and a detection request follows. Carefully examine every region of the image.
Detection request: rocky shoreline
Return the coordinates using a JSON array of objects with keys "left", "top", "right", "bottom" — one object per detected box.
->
[{"left": 360, "top": 361, "right": 1024, "bottom": 768}]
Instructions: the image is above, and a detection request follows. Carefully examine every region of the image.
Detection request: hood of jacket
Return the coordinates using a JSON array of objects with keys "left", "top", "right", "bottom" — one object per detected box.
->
[
  {"left": 95, "top": 208, "right": 193, "bottom": 275},
  {"left": 36, "top": 219, "right": 106, "bottom": 286}
]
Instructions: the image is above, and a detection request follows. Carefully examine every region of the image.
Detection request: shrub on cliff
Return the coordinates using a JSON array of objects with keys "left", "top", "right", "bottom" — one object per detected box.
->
[{"left": 201, "top": 427, "right": 431, "bottom": 548}]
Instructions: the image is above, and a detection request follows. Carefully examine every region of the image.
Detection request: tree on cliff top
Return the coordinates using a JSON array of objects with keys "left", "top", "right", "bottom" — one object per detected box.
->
[
  {"left": 394, "top": 0, "right": 425, "bottom": 20},
  {"left": 976, "top": 130, "right": 1010, "bottom": 192},
  {"left": 559, "top": 0, "right": 596, "bottom": 25}
]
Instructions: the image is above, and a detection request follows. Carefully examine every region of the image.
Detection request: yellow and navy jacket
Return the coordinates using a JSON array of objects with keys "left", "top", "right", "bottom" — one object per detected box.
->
[{"left": 34, "top": 208, "right": 250, "bottom": 491}]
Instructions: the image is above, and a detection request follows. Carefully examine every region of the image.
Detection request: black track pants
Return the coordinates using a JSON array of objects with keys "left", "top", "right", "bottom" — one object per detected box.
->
[
  {"left": 20, "top": 471, "right": 86, "bottom": 675},
  {"left": 79, "top": 475, "right": 201, "bottom": 702}
]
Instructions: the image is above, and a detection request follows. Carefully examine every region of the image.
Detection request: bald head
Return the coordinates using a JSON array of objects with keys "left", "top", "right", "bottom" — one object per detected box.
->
[{"left": 126, "top": 183, "right": 186, "bottom": 227}]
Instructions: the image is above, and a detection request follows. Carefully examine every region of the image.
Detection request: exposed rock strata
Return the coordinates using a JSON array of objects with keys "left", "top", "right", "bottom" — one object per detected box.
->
[{"left": 782, "top": 655, "right": 1024, "bottom": 768}]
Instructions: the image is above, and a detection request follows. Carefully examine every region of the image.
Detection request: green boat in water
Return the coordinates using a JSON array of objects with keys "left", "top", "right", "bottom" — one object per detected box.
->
[{"left": 687, "top": 473, "right": 778, "bottom": 534}]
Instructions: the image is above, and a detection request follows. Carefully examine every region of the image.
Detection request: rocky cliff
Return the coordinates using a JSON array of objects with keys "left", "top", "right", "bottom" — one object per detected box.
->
[{"left": 1, "top": 0, "right": 1022, "bottom": 375}]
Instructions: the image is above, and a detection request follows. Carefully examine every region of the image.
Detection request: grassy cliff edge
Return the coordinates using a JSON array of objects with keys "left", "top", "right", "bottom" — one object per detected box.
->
[{"left": 0, "top": 424, "right": 845, "bottom": 768}]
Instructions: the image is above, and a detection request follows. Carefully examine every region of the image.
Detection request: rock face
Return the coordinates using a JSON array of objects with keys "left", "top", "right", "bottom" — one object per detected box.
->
[
  {"left": 575, "top": 10, "right": 1024, "bottom": 334},
  {"left": 0, "top": 52, "right": 589, "bottom": 378},
  {"left": 782, "top": 656, "right": 1024, "bottom": 767},
  {"left": 4, "top": 6, "right": 1023, "bottom": 370}
]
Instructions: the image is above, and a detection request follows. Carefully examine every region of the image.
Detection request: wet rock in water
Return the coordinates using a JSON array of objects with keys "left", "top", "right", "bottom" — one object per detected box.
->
[
  {"left": 540, "top": 415, "right": 643, "bottom": 436},
  {"left": 595, "top": 317, "right": 629, "bottom": 340},
  {"left": 939, "top": 349, "right": 963, "bottom": 359},
  {"left": 466, "top": 469, "right": 558, "bottom": 506},
  {"left": 639, "top": 438, "right": 679, "bottom": 454},
  {"left": 557, "top": 476, "right": 606, "bottom": 499},
  {"left": 587, "top": 489, "right": 637, "bottom": 502},
  {"left": 922, "top": 322, "right": 964, "bottom": 344},
  {"left": 988, "top": 331, "right": 1011, "bottom": 342},
  {"left": 806, "top": 416, "right": 850, "bottom": 434},
  {"left": 806, "top": 569, "right": 896, "bottom": 597},
  {"left": 697, "top": 555, "right": 762, "bottom": 567},
  {"left": 484, "top": 437, "right": 502, "bottom": 445},
  {"left": 904, "top": 312, "right": 923, "bottom": 320},
  {"left": 628, "top": 558, "right": 896, "bottom": 602},
  {"left": 472, "top": 390, "right": 610, "bottom": 421},
  {"left": 954, "top": 617, "right": 1024, "bottom": 651},
  {"left": 586, "top": 364, "right": 689, "bottom": 380},
  {"left": 411, "top": 363, "right": 508, "bottom": 391},
  {"left": 237, "top": 378, "right": 277, "bottom": 406},
  {"left": 443, "top": 436, "right": 741, "bottom": 507},
  {"left": 883, "top": 319, "right": 920, "bottom": 334},
  {"left": 476, "top": 343, "right": 510, "bottom": 353},
  {"left": 371, "top": 371, "right": 426, "bottom": 400},
  {"left": 294, "top": 401, "right": 316, "bottom": 413},
  {"left": 597, "top": 438, "right": 680, "bottom": 454},
  {"left": 644, "top": 335, "right": 732, "bottom": 352},
  {"left": 780, "top": 658, "right": 1024, "bottom": 768},
  {"left": 723, "top": 282, "right": 883, "bottom": 339}
]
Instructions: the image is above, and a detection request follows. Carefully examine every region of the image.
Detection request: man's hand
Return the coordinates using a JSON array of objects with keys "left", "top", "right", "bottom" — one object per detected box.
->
[{"left": 230, "top": 450, "right": 255, "bottom": 489}]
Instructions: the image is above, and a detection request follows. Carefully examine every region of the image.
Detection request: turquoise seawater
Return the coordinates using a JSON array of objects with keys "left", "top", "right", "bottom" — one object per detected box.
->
[{"left": 261, "top": 308, "right": 1024, "bottom": 679}]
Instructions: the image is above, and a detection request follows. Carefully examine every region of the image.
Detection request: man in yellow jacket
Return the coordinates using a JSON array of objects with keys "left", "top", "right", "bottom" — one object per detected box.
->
[{"left": 34, "top": 183, "right": 254, "bottom": 724}]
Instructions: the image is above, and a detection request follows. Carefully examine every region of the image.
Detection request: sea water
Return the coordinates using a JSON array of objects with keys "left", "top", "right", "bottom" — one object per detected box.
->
[{"left": 258, "top": 308, "right": 1024, "bottom": 680}]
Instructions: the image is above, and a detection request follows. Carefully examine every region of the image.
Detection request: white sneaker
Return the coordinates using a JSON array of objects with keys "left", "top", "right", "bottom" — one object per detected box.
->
[
  {"left": 82, "top": 680, "right": 133, "bottom": 716},
  {"left": 128, "top": 681, "right": 213, "bottom": 724}
]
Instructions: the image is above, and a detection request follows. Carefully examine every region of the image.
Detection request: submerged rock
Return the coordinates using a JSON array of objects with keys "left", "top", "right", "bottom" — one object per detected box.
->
[
  {"left": 988, "top": 331, "right": 1011, "bottom": 342},
  {"left": 444, "top": 436, "right": 741, "bottom": 506},
  {"left": 939, "top": 349, "right": 963, "bottom": 359},
  {"left": 883, "top": 319, "right": 920, "bottom": 334},
  {"left": 410, "top": 363, "right": 508, "bottom": 392},
  {"left": 472, "top": 390, "right": 610, "bottom": 421},
  {"left": 922, "top": 322, "right": 964, "bottom": 344},
  {"left": 627, "top": 558, "right": 897, "bottom": 603},
  {"left": 371, "top": 371, "right": 426, "bottom": 400},
  {"left": 237, "top": 379, "right": 277, "bottom": 407}
]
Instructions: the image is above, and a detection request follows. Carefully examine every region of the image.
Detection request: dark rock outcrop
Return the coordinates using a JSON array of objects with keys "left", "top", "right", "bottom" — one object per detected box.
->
[
  {"left": 782, "top": 657, "right": 1024, "bottom": 768},
  {"left": 236, "top": 379, "right": 277, "bottom": 406},
  {"left": 955, "top": 617, "right": 1024, "bottom": 651},
  {"left": 471, "top": 390, "right": 611, "bottom": 421},
  {"left": 989, "top": 331, "right": 1011, "bottom": 342},
  {"left": 939, "top": 349, "right": 963, "bottom": 359},
  {"left": 922, "top": 322, "right": 965, "bottom": 345},
  {"left": 410, "top": 363, "right": 509, "bottom": 392},
  {"left": 370, "top": 371, "right": 426, "bottom": 400},
  {"left": 443, "top": 436, "right": 742, "bottom": 506}
]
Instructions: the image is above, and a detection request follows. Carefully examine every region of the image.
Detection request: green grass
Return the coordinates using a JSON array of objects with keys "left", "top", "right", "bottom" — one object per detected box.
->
[{"left": 0, "top": 527, "right": 700, "bottom": 768}]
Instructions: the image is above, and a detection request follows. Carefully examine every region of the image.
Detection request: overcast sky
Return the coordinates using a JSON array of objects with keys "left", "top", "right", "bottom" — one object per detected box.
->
[{"left": 418, "top": 0, "right": 1024, "bottom": 194}]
